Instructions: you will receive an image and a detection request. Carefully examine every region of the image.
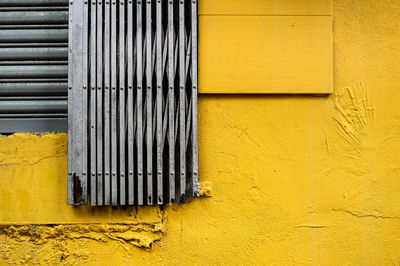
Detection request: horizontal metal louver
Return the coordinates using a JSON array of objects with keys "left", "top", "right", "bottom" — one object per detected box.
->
[
  {"left": 0, "top": 0, "right": 68, "bottom": 133},
  {"left": 68, "top": 0, "right": 199, "bottom": 205}
]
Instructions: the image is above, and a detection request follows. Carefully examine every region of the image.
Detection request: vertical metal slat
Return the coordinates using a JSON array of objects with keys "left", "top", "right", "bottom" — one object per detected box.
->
[
  {"left": 136, "top": 0, "right": 143, "bottom": 205},
  {"left": 155, "top": 0, "right": 163, "bottom": 205},
  {"left": 96, "top": 0, "right": 104, "bottom": 205},
  {"left": 127, "top": 0, "right": 135, "bottom": 205},
  {"left": 67, "top": 0, "right": 74, "bottom": 205},
  {"left": 90, "top": 0, "right": 97, "bottom": 205},
  {"left": 145, "top": 0, "right": 153, "bottom": 205},
  {"left": 190, "top": 0, "right": 199, "bottom": 197},
  {"left": 119, "top": 0, "right": 126, "bottom": 205},
  {"left": 167, "top": 0, "right": 175, "bottom": 203},
  {"left": 103, "top": 0, "right": 111, "bottom": 205},
  {"left": 111, "top": 0, "right": 118, "bottom": 206},
  {"left": 70, "top": 0, "right": 86, "bottom": 204},
  {"left": 178, "top": 0, "right": 186, "bottom": 203},
  {"left": 81, "top": 0, "right": 89, "bottom": 205}
]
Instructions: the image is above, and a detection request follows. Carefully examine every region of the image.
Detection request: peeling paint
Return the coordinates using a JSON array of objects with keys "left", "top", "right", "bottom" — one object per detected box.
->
[
  {"left": 199, "top": 181, "right": 213, "bottom": 197},
  {"left": 0, "top": 223, "right": 164, "bottom": 264},
  {"left": 0, "top": 223, "right": 164, "bottom": 248}
]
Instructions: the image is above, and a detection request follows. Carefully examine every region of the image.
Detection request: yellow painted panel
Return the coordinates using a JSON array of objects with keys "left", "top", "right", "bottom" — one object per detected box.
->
[
  {"left": 0, "top": 133, "right": 160, "bottom": 224},
  {"left": 199, "top": 0, "right": 332, "bottom": 16},
  {"left": 199, "top": 16, "right": 333, "bottom": 94}
]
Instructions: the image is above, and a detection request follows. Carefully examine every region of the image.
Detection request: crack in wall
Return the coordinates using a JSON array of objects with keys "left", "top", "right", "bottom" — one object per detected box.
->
[{"left": 331, "top": 208, "right": 400, "bottom": 220}]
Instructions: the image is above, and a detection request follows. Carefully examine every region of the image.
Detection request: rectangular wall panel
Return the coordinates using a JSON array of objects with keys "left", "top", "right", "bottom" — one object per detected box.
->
[
  {"left": 199, "top": 16, "right": 333, "bottom": 94},
  {"left": 199, "top": 0, "right": 332, "bottom": 16},
  {"left": 68, "top": 0, "right": 200, "bottom": 206}
]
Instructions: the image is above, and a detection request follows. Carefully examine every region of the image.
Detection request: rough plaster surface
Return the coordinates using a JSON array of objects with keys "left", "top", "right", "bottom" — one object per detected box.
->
[{"left": 1, "top": 0, "right": 400, "bottom": 264}]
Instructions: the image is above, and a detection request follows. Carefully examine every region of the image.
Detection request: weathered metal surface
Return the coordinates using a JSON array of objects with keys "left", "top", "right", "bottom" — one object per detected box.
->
[
  {"left": 119, "top": 0, "right": 126, "bottom": 206},
  {"left": 155, "top": 0, "right": 163, "bottom": 204},
  {"left": 190, "top": 0, "right": 200, "bottom": 197},
  {"left": 0, "top": 29, "right": 68, "bottom": 42},
  {"left": 167, "top": 0, "right": 174, "bottom": 203},
  {"left": 136, "top": 0, "right": 144, "bottom": 205},
  {"left": 0, "top": 82, "right": 67, "bottom": 95},
  {"left": 0, "top": 65, "right": 67, "bottom": 78},
  {"left": 0, "top": 98, "right": 66, "bottom": 113},
  {"left": 0, "top": 0, "right": 68, "bottom": 134},
  {"left": 81, "top": 0, "right": 89, "bottom": 205},
  {"left": 145, "top": 0, "right": 153, "bottom": 205},
  {"left": 0, "top": 11, "right": 68, "bottom": 24},
  {"left": 0, "top": 0, "right": 68, "bottom": 6},
  {"left": 110, "top": 0, "right": 118, "bottom": 206},
  {"left": 89, "top": 0, "right": 97, "bottom": 206},
  {"left": 96, "top": 0, "right": 103, "bottom": 205},
  {"left": 68, "top": 0, "right": 199, "bottom": 205},
  {"left": 0, "top": 47, "right": 67, "bottom": 60},
  {"left": 126, "top": 0, "right": 135, "bottom": 205},
  {"left": 103, "top": 0, "right": 111, "bottom": 205},
  {"left": 178, "top": 0, "right": 186, "bottom": 202},
  {"left": 0, "top": 118, "right": 67, "bottom": 133},
  {"left": 69, "top": 0, "right": 86, "bottom": 205},
  {"left": 67, "top": 0, "right": 73, "bottom": 203}
]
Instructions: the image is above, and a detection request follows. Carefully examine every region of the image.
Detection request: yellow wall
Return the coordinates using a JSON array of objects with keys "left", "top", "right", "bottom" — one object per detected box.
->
[{"left": 1, "top": 0, "right": 400, "bottom": 264}]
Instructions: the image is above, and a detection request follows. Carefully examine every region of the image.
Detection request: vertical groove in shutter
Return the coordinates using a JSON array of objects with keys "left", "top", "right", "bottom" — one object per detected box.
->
[
  {"left": 68, "top": 0, "right": 199, "bottom": 206},
  {"left": 0, "top": 0, "right": 68, "bottom": 133}
]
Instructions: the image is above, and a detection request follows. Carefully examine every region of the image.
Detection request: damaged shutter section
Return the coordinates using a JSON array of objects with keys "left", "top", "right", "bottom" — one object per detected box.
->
[
  {"left": 68, "top": 0, "right": 200, "bottom": 206},
  {"left": 0, "top": 0, "right": 69, "bottom": 133}
]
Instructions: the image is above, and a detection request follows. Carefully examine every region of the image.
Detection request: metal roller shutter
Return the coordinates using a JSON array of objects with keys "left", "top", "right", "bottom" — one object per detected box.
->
[{"left": 0, "top": 0, "right": 68, "bottom": 133}]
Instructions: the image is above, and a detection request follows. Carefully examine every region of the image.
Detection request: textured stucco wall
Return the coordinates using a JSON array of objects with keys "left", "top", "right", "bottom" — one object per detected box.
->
[{"left": 1, "top": 0, "right": 400, "bottom": 264}]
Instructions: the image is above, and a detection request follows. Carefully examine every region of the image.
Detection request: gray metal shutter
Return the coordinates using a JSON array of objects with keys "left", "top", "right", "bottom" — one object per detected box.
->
[
  {"left": 68, "top": 0, "right": 200, "bottom": 206},
  {"left": 0, "top": 0, "right": 68, "bottom": 133}
]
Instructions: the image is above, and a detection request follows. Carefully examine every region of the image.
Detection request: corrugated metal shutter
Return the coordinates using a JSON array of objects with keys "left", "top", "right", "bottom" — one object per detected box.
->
[
  {"left": 0, "top": 0, "right": 68, "bottom": 133},
  {"left": 68, "top": 0, "right": 200, "bottom": 206}
]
